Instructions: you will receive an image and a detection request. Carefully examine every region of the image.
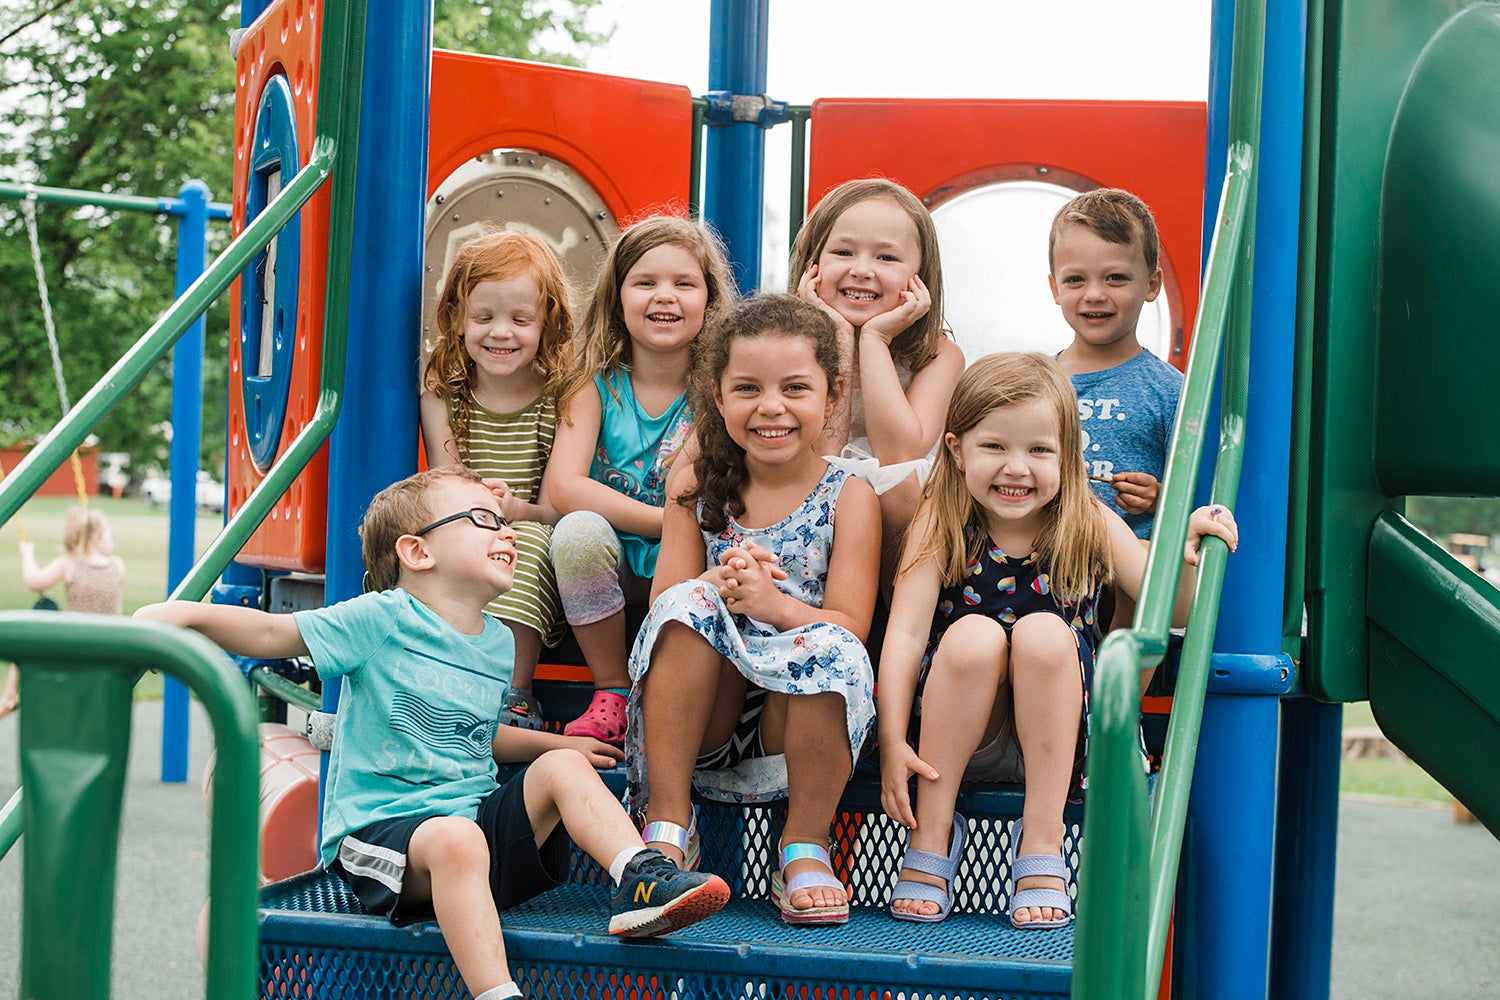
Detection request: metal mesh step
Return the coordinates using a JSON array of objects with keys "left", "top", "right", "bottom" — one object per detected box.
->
[{"left": 258, "top": 779, "right": 1080, "bottom": 998}]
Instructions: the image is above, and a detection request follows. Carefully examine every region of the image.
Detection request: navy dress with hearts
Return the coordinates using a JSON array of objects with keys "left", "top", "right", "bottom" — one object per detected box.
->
[{"left": 917, "top": 529, "right": 1101, "bottom": 791}]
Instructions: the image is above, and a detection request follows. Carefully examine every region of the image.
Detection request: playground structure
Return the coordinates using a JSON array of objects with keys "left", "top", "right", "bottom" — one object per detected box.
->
[{"left": 2, "top": 0, "right": 1498, "bottom": 998}]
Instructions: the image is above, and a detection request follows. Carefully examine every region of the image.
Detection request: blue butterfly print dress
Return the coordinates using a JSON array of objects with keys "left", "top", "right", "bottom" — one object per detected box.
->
[{"left": 626, "top": 465, "right": 875, "bottom": 810}]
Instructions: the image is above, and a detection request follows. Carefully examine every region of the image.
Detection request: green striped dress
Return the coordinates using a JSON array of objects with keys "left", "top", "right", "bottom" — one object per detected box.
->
[{"left": 451, "top": 391, "right": 564, "bottom": 645}]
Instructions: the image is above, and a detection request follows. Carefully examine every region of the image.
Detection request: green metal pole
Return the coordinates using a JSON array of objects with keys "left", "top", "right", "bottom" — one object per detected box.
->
[
  {"left": 3, "top": 613, "right": 259, "bottom": 1000},
  {"left": 0, "top": 144, "right": 335, "bottom": 530},
  {"left": 689, "top": 97, "right": 706, "bottom": 220},
  {"left": 0, "top": 180, "right": 229, "bottom": 219},
  {"left": 788, "top": 105, "right": 810, "bottom": 258}
]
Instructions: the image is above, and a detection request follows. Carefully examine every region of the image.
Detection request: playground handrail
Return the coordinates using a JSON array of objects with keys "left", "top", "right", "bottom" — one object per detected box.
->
[
  {"left": 1073, "top": 2, "right": 1262, "bottom": 995},
  {"left": 0, "top": 0, "right": 370, "bottom": 608},
  {"left": 0, "top": 148, "right": 330, "bottom": 529},
  {"left": 0, "top": 180, "right": 232, "bottom": 220},
  {"left": 0, "top": 611, "right": 260, "bottom": 999}
]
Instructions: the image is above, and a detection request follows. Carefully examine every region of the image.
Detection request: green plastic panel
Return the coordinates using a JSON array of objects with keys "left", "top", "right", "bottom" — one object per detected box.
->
[
  {"left": 1377, "top": 8, "right": 1500, "bottom": 495},
  {"left": 1367, "top": 512, "right": 1500, "bottom": 834},
  {"left": 1303, "top": 0, "right": 1469, "bottom": 701}
]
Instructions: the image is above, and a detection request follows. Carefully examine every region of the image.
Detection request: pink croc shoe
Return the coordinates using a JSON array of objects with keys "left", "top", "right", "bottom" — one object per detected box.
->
[{"left": 563, "top": 689, "right": 629, "bottom": 746}]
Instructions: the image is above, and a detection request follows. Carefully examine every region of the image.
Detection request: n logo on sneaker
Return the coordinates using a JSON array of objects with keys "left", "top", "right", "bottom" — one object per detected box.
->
[{"left": 633, "top": 882, "right": 655, "bottom": 904}]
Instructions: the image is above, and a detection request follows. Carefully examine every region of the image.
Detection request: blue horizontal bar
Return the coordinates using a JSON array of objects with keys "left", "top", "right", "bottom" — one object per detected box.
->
[{"left": 1204, "top": 652, "right": 1298, "bottom": 695}]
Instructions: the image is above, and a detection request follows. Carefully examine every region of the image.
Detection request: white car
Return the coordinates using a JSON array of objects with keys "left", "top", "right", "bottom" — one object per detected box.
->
[{"left": 140, "top": 470, "right": 226, "bottom": 513}]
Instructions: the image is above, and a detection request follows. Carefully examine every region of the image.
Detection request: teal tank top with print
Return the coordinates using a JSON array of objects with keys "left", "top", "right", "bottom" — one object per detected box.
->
[{"left": 589, "top": 370, "right": 692, "bottom": 578}]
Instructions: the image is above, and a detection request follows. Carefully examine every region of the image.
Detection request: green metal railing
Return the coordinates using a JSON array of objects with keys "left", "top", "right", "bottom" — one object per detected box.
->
[
  {"left": 0, "top": 0, "right": 368, "bottom": 603},
  {"left": 1072, "top": 2, "right": 1264, "bottom": 997},
  {"left": 1, "top": 612, "right": 260, "bottom": 1000},
  {"left": 0, "top": 0, "right": 372, "bottom": 983}
]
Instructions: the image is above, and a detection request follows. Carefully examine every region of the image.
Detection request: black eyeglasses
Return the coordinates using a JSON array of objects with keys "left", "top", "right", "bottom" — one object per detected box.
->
[{"left": 412, "top": 507, "right": 508, "bottom": 537}]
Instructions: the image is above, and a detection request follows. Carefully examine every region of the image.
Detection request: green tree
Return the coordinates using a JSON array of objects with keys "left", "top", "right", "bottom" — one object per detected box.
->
[{"left": 0, "top": 0, "right": 606, "bottom": 481}]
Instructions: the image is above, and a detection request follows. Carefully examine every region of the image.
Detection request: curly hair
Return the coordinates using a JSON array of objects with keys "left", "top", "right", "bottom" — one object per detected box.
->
[
  {"left": 422, "top": 228, "right": 574, "bottom": 462},
  {"left": 683, "top": 294, "right": 842, "bottom": 536},
  {"left": 556, "top": 214, "right": 737, "bottom": 416},
  {"left": 911, "top": 352, "right": 1109, "bottom": 605},
  {"left": 788, "top": 177, "right": 949, "bottom": 374}
]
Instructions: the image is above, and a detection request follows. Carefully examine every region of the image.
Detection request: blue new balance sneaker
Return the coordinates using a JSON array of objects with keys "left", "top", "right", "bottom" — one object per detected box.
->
[{"left": 608, "top": 848, "right": 730, "bottom": 937}]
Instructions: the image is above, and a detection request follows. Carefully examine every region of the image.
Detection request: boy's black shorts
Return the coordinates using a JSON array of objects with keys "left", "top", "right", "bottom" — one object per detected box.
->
[{"left": 329, "top": 765, "right": 570, "bottom": 926}]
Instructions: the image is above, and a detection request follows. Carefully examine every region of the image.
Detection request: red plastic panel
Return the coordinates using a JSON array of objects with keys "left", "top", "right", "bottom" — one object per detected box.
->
[
  {"left": 226, "top": 0, "right": 330, "bottom": 571},
  {"left": 429, "top": 52, "right": 693, "bottom": 220},
  {"left": 807, "top": 99, "right": 1207, "bottom": 365}
]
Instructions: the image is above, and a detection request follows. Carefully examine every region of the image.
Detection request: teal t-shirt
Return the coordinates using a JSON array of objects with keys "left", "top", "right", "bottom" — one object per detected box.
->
[
  {"left": 294, "top": 589, "right": 515, "bottom": 866},
  {"left": 588, "top": 369, "right": 693, "bottom": 578}
]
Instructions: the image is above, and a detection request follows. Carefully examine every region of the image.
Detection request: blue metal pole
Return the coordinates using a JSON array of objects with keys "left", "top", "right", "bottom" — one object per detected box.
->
[
  {"left": 705, "top": 0, "right": 769, "bottom": 293},
  {"left": 317, "top": 1, "right": 430, "bottom": 801},
  {"left": 161, "top": 179, "right": 211, "bottom": 783},
  {"left": 1270, "top": 698, "right": 1342, "bottom": 999},
  {"left": 1179, "top": 0, "right": 1305, "bottom": 996}
]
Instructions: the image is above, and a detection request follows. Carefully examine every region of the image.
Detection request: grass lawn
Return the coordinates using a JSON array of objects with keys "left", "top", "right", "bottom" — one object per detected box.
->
[
  {"left": 1, "top": 494, "right": 225, "bottom": 700},
  {"left": 1336, "top": 700, "right": 1454, "bottom": 806}
]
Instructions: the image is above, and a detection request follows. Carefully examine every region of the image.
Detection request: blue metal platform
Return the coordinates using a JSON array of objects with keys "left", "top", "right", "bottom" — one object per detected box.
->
[{"left": 258, "top": 780, "right": 1081, "bottom": 999}]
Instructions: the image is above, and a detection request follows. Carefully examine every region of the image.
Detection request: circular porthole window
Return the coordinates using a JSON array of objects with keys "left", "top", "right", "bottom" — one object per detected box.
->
[
  {"left": 929, "top": 168, "right": 1182, "bottom": 365},
  {"left": 422, "top": 149, "right": 617, "bottom": 359}
]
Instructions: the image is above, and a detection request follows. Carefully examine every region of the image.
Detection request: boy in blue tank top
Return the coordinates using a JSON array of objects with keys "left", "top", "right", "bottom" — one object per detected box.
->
[{"left": 136, "top": 466, "right": 728, "bottom": 1000}]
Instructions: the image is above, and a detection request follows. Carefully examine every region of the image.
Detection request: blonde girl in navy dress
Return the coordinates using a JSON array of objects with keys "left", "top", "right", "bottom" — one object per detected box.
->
[
  {"left": 877, "top": 353, "right": 1238, "bottom": 929},
  {"left": 627, "top": 295, "right": 881, "bottom": 927}
]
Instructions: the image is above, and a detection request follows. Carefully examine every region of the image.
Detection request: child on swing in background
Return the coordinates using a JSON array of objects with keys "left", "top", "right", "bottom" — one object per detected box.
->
[
  {"left": 421, "top": 228, "right": 574, "bottom": 732},
  {"left": 6, "top": 506, "right": 128, "bottom": 717}
]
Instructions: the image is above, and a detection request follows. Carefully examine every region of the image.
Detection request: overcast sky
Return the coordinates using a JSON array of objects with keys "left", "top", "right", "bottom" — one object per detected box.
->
[
  {"left": 583, "top": 1, "right": 1213, "bottom": 103},
  {"left": 576, "top": 1, "right": 1216, "bottom": 357}
]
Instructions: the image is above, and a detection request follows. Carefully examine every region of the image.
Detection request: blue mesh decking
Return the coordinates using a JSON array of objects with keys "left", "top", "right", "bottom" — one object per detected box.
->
[{"left": 259, "top": 781, "right": 1080, "bottom": 999}]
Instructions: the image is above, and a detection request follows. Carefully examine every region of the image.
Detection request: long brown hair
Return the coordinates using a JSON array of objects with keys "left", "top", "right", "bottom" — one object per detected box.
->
[
  {"left": 683, "top": 295, "right": 842, "bottom": 535},
  {"left": 422, "top": 228, "right": 575, "bottom": 456},
  {"left": 910, "top": 352, "right": 1108, "bottom": 604},
  {"left": 556, "top": 214, "right": 737, "bottom": 414},
  {"left": 788, "top": 177, "right": 949, "bottom": 373}
]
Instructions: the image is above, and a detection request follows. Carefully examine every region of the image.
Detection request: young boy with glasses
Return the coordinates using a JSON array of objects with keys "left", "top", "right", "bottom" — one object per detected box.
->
[{"left": 136, "top": 466, "right": 728, "bottom": 1000}]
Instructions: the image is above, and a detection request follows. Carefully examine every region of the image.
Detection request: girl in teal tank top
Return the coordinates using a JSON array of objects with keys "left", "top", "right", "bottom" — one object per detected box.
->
[{"left": 544, "top": 215, "right": 737, "bottom": 746}]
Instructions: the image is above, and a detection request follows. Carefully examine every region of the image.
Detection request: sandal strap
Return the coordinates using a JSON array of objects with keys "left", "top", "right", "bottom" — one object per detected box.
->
[
  {"left": 784, "top": 868, "right": 845, "bottom": 896},
  {"left": 891, "top": 878, "right": 950, "bottom": 906},
  {"left": 778, "top": 842, "right": 844, "bottom": 897},
  {"left": 641, "top": 816, "right": 696, "bottom": 854},
  {"left": 1012, "top": 852, "right": 1069, "bottom": 882},
  {"left": 898, "top": 813, "right": 966, "bottom": 880},
  {"left": 778, "top": 842, "right": 831, "bottom": 868},
  {"left": 899, "top": 846, "right": 957, "bottom": 880},
  {"left": 1009, "top": 886, "right": 1073, "bottom": 915}
]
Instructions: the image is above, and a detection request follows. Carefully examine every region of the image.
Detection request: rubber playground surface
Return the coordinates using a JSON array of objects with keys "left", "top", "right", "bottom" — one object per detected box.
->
[{"left": 1, "top": 702, "right": 1496, "bottom": 998}]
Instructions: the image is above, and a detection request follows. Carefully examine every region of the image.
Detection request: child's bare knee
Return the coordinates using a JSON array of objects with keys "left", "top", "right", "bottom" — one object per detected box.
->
[
  {"left": 1010, "top": 613, "right": 1074, "bottom": 649},
  {"left": 533, "top": 746, "right": 597, "bottom": 781},
  {"left": 933, "top": 616, "right": 1008, "bottom": 677},
  {"left": 412, "top": 816, "right": 488, "bottom": 872}
]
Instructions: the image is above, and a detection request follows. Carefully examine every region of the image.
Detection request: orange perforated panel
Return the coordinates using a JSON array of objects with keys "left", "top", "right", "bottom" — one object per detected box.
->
[
  {"left": 807, "top": 99, "right": 1207, "bottom": 365},
  {"left": 226, "top": 0, "right": 330, "bottom": 571}
]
